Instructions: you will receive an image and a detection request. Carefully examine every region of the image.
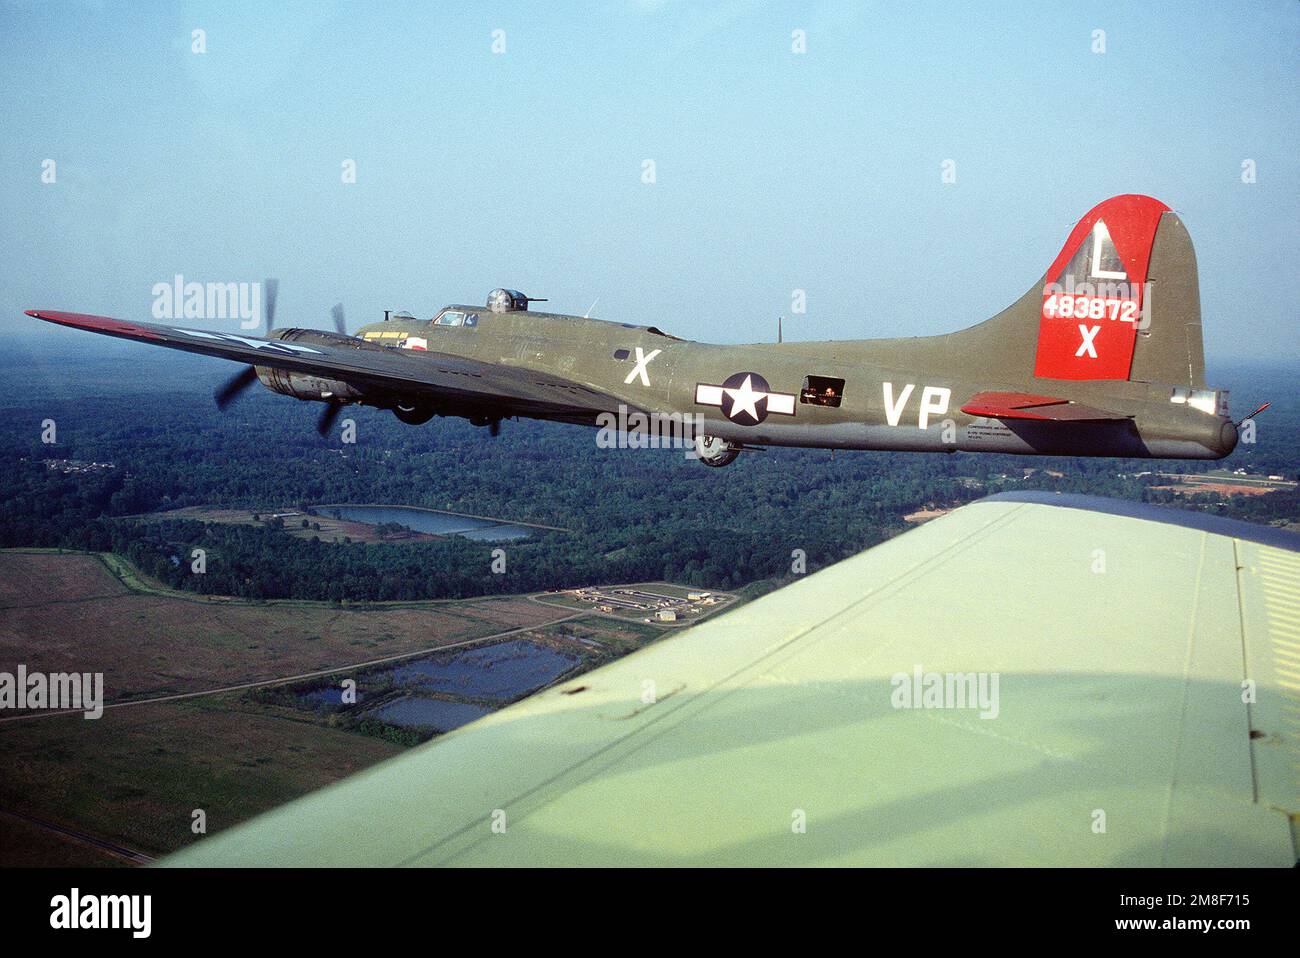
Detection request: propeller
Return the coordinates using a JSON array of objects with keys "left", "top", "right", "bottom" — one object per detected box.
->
[
  {"left": 214, "top": 365, "right": 259, "bottom": 410},
  {"left": 316, "top": 402, "right": 343, "bottom": 437},
  {"left": 212, "top": 278, "right": 278, "bottom": 409},
  {"left": 315, "top": 305, "right": 351, "bottom": 436},
  {"left": 489, "top": 419, "right": 501, "bottom": 438},
  {"left": 213, "top": 281, "right": 358, "bottom": 431},
  {"left": 263, "top": 278, "right": 278, "bottom": 334}
]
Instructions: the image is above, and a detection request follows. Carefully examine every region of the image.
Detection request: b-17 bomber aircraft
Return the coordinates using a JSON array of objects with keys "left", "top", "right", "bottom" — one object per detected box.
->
[{"left": 27, "top": 194, "right": 1252, "bottom": 467}]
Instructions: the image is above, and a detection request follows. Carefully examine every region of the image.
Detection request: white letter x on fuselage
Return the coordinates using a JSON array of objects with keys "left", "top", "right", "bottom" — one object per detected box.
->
[{"left": 624, "top": 347, "right": 662, "bottom": 386}]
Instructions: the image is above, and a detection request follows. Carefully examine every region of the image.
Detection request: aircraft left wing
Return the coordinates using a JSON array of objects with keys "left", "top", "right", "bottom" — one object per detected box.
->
[
  {"left": 25, "top": 310, "right": 620, "bottom": 422},
  {"left": 160, "top": 493, "right": 1298, "bottom": 867}
]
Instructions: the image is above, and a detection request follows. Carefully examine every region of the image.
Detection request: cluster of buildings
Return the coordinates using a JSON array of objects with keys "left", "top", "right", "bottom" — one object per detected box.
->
[{"left": 567, "top": 586, "right": 723, "bottom": 623}]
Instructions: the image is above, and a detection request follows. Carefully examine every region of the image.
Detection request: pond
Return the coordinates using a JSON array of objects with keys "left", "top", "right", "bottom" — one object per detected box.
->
[
  {"left": 365, "top": 697, "right": 493, "bottom": 732},
  {"left": 318, "top": 504, "right": 536, "bottom": 541},
  {"left": 374, "top": 638, "right": 580, "bottom": 704},
  {"left": 300, "top": 686, "right": 357, "bottom": 708}
]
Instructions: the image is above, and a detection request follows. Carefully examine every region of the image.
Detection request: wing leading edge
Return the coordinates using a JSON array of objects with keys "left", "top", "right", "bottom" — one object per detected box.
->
[{"left": 161, "top": 494, "right": 1298, "bottom": 867}]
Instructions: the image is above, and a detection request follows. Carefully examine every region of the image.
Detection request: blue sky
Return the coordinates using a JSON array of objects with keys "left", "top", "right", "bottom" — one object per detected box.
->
[{"left": 1, "top": 0, "right": 1296, "bottom": 366}]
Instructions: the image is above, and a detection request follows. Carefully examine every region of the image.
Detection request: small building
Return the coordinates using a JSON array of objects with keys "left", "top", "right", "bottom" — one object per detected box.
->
[
  {"left": 688, "top": 591, "right": 711, "bottom": 601},
  {"left": 656, "top": 609, "right": 678, "bottom": 622}
]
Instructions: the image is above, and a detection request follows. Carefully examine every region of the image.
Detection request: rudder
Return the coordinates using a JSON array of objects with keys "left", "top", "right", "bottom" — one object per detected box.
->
[{"left": 1128, "top": 209, "right": 1205, "bottom": 388}]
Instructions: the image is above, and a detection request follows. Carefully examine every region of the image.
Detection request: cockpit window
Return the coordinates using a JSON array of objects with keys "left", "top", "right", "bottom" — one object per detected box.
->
[{"left": 434, "top": 311, "right": 466, "bottom": 327}]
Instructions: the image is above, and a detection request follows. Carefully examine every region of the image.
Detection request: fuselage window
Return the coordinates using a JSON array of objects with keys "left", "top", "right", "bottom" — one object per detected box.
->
[
  {"left": 434, "top": 311, "right": 466, "bottom": 327},
  {"left": 800, "top": 376, "right": 844, "bottom": 408}
]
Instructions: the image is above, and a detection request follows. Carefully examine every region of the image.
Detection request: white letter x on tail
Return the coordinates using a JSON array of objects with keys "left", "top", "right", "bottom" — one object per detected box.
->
[{"left": 1075, "top": 324, "right": 1100, "bottom": 359}]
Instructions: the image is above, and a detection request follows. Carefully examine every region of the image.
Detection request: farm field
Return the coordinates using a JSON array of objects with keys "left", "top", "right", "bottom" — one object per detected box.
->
[
  {"left": 0, "top": 550, "right": 566, "bottom": 704},
  {"left": 0, "top": 550, "right": 696, "bottom": 866}
]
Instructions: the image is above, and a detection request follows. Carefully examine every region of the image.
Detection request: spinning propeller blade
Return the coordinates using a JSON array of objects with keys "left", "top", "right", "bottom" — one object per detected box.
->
[
  {"left": 263, "top": 278, "right": 278, "bottom": 333},
  {"left": 317, "top": 402, "right": 343, "bottom": 437},
  {"left": 214, "top": 366, "right": 259, "bottom": 410}
]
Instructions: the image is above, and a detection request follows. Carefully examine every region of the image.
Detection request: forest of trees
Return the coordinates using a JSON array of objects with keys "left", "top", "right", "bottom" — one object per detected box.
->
[{"left": 1, "top": 351, "right": 1295, "bottom": 602}]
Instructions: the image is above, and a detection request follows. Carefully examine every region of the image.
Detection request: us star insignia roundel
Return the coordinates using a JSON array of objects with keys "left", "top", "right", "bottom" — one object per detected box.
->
[{"left": 694, "top": 372, "right": 796, "bottom": 426}]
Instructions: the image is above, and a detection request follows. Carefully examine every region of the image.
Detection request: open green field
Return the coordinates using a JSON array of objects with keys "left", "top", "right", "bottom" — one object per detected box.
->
[
  {"left": 0, "top": 696, "right": 404, "bottom": 862},
  {"left": 0, "top": 550, "right": 684, "bottom": 866},
  {"left": 533, "top": 617, "right": 665, "bottom": 655},
  {"left": 0, "top": 550, "right": 571, "bottom": 703}
]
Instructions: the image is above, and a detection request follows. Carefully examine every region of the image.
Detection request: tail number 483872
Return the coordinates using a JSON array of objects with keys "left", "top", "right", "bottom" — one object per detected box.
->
[{"left": 1042, "top": 294, "right": 1138, "bottom": 323}]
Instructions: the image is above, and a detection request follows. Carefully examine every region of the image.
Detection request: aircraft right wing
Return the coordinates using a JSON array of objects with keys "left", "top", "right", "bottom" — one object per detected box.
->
[
  {"left": 161, "top": 492, "right": 1299, "bottom": 867},
  {"left": 25, "top": 309, "right": 621, "bottom": 423}
]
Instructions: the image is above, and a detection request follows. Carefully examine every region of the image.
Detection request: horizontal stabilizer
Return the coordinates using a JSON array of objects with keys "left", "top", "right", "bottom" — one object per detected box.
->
[{"left": 961, "top": 391, "right": 1130, "bottom": 422}]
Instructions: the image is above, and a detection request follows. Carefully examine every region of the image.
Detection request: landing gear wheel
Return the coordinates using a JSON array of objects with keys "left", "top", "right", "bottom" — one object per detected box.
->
[
  {"left": 393, "top": 403, "right": 435, "bottom": 425},
  {"left": 695, "top": 434, "right": 740, "bottom": 468}
]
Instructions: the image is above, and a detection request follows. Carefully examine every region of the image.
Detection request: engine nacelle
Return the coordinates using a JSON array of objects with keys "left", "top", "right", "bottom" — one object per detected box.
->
[
  {"left": 255, "top": 329, "right": 373, "bottom": 401},
  {"left": 256, "top": 366, "right": 364, "bottom": 402}
]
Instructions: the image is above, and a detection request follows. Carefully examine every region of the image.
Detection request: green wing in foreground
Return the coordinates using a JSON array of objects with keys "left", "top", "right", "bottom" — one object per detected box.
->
[{"left": 163, "top": 493, "right": 1299, "bottom": 867}]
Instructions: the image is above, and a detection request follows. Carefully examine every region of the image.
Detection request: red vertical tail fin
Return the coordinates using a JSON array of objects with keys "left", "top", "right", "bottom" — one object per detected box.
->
[
  {"left": 1034, "top": 194, "right": 1167, "bottom": 381},
  {"left": 1031, "top": 194, "right": 1205, "bottom": 388}
]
